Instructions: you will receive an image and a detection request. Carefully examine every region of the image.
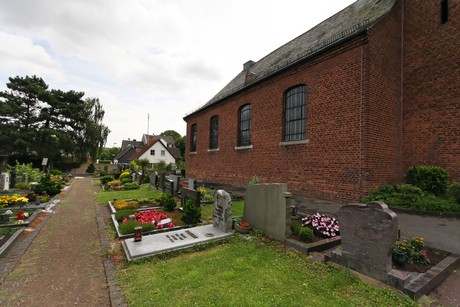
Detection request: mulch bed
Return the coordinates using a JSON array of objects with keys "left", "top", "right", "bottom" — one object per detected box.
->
[{"left": 396, "top": 246, "right": 450, "bottom": 273}]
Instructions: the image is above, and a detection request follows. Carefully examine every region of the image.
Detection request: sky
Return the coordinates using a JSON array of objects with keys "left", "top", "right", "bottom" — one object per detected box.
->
[{"left": 0, "top": 0, "right": 356, "bottom": 148}]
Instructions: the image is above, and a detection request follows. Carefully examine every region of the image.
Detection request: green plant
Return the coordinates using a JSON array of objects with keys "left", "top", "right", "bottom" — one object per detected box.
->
[
  {"left": 115, "top": 209, "right": 138, "bottom": 222},
  {"left": 181, "top": 199, "right": 201, "bottom": 224},
  {"left": 119, "top": 171, "right": 131, "bottom": 181},
  {"left": 26, "top": 192, "right": 37, "bottom": 202},
  {"left": 32, "top": 174, "right": 63, "bottom": 196},
  {"left": 119, "top": 220, "right": 155, "bottom": 234},
  {"left": 86, "top": 163, "right": 96, "bottom": 174},
  {"left": 363, "top": 184, "right": 424, "bottom": 207},
  {"left": 405, "top": 165, "right": 450, "bottom": 196},
  {"left": 393, "top": 237, "right": 429, "bottom": 266},
  {"left": 121, "top": 178, "right": 133, "bottom": 184},
  {"left": 107, "top": 180, "right": 122, "bottom": 190},
  {"left": 298, "top": 226, "right": 314, "bottom": 243},
  {"left": 113, "top": 200, "right": 139, "bottom": 210},
  {"left": 249, "top": 176, "right": 260, "bottom": 185},
  {"left": 447, "top": 182, "right": 460, "bottom": 204},
  {"left": 290, "top": 220, "right": 302, "bottom": 236},
  {"left": 123, "top": 182, "right": 140, "bottom": 190},
  {"left": 8, "top": 161, "right": 43, "bottom": 182},
  {"left": 15, "top": 182, "right": 30, "bottom": 190},
  {"left": 50, "top": 169, "right": 63, "bottom": 175},
  {"left": 100, "top": 175, "right": 114, "bottom": 185},
  {"left": 157, "top": 193, "right": 176, "bottom": 211}
]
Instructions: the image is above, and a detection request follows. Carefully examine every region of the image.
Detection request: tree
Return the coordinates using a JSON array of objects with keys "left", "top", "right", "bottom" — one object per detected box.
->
[
  {"left": 0, "top": 75, "right": 110, "bottom": 168},
  {"left": 161, "top": 130, "right": 185, "bottom": 157}
]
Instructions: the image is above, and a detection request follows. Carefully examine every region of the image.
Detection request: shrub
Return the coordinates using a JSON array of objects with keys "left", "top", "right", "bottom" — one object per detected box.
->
[
  {"left": 157, "top": 193, "right": 176, "bottom": 211},
  {"left": 100, "top": 175, "right": 114, "bottom": 185},
  {"left": 50, "top": 169, "right": 63, "bottom": 175},
  {"left": 121, "top": 178, "right": 133, "bottom": 184},
  {"left": 113, "top": 200, "right": 139, "bottom": 210},
  {"left": 143, "top": 175, "right": 150, "bottom": 184},
  {"left": 298, "top": 227, "right": 314, "bottom": 243},
  {"left": 115, "top": 209, "right": 138, "bottom": 222},
  {"left": 363, "top": 184, "right": 424, "bottom": 207},
  {"left": 123, "top": 182, "right": 140, "bottom": 190},
  {"left": 119, "top": 220, "right": 155, "bottom": 234},
  {"left": 406, "top": 165, "right": 450, "bottom": 196},
  {"left": 15, "top": 182, "right": 30, "bottom": 190},
  {"left": 26, "top": 192, "right": 37, "bottom": 202},
  {"left": 107, "top": 180, "right": 122, "bottom": 190},
  {"left": 119, "top": 171, "right": 131, "bottom": 181},
  {"left": 98, "top": 160, "right": 111, "bottom": 164},
  {"left": 290, "top": 220, "right": 302, "bottom": 236},
  {"left": 447, "top": 182, "right": 460, "bottom": 204},
  {"left": 8, "top": 161, "right": 43, "bottom": 182},
  {"left": 181, "top": 199, "right": 201, "bottom": 224},
  {"left": 32, "top": 174, "right": 63, "bottom": 196},
  {"left": 86, "top": 163, "right": 96, "bottom": 173}
]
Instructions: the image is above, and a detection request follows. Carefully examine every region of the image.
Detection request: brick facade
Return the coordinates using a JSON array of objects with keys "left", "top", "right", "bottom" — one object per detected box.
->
[{"left": 184, "top": 0, "right": 459, "bottom": 203}]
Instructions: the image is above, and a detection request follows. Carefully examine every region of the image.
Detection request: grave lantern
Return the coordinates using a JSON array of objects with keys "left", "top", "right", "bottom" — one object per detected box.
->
[
  {"left": 134, "top": 226, "right": 142, "bottom": 242},
  {"left": 290, "top": 204, "right": 298, "bottom": 217}
]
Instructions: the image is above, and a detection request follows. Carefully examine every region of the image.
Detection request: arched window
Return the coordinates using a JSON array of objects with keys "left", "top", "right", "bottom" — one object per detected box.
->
[
  {"left": 284, "top": 85, "right": 307, "bottom": 141},
  {"left": 238, "top": 104, "right": 252, "bottom": 146},
  {"left": 209, "top": 116, "right": 219, "bottom": 149},
  {"left": 190, "top": 123, "right": 197, "bottom": 152}
]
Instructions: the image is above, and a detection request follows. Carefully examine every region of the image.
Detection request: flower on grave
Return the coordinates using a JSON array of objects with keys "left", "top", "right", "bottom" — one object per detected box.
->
[
  {"left": 15, "top": 220, "right": 25, "bottom": 224},
  {"left": 301, "top": 212, "right": 340, "bottom": 238},
  {"left": 16, "top": 211, "right": 28, "bottom": 220},
  {"left": 393, "top": 237, "right": 430, "bottom": 266},
  {"left": 5, "top": 210, "right": 13, "bottom": 215}
]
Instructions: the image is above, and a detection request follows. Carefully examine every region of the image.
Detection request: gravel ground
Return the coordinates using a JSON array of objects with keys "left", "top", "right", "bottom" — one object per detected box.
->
[{"left": 0, "top": 177, "right": 110, "bottom": 306}]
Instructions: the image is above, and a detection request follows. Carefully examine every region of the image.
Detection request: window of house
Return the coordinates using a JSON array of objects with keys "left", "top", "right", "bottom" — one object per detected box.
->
[
  {"left": 238, "top": 104, "right": 252, "bottom": 147},
  {"left": 161, "top": 150, "right": 165, "bottom": 156},
  {"left": 284, "top": 85, "right": 307, "bottom": 142},
  {"left": 209, "top": 115, "right": 219, "bottom": 149},
  {"left": 441, "top": 0, "right": 449, "bottom": 24},
  {"left": 190, "top": 123, "right": 197, "bottom": 152},
  {"left": 150, "top": 149, "right": 155, "bottom": 155}
]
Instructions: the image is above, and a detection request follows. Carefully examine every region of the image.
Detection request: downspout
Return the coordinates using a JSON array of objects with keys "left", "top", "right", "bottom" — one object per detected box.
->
[
  {"left": 400, "top": 0, "right": 405, "bottom": 180},
  {"left": 359, "top": 43, "right": 364, "bottom": 195}
]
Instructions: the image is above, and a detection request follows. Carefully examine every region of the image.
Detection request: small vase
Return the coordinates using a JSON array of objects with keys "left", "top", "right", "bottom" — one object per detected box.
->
[
  {"left": 392, "top": 252, "right": 407, "bottom": 267},
  {"left": 235, "top": 222, "right": 250, "bottom": 234}
]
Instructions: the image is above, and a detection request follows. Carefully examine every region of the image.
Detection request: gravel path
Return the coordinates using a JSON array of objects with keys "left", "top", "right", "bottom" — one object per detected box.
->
[{"left": 0, "top": 177, "right": 110, "bottom": 306}]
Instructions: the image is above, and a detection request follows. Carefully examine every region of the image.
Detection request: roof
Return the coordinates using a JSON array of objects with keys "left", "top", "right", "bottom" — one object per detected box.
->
[
  {"left": 184, "top": 0, "right": 396, "bottom": 119},
  {"left": 128, "top": 140, "right": 182, "bottom": 161},
  {"left": 120, "top": 139, "right": 143, "bottom": 150}
]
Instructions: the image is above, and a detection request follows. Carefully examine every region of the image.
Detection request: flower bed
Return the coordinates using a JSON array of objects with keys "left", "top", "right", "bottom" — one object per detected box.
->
[{"left": 0, "top": 208, "right": 41, "bottom": 227}]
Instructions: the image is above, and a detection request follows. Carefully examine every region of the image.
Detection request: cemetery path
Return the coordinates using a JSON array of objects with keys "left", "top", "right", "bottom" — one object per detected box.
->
[{"left": 0, "top": 177, "right": 110, "bottom": 306}]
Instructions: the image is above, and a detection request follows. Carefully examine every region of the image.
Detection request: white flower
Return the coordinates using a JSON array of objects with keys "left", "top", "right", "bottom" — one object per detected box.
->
[
  {"left": 15, "top": 220, "right": 24, "bottom": 224},
  {"left": 5, "top": 210, "right": 13, "bottom": 215},
  {"left": 24, "top": 212, "right": 29, "bottom": 217}
]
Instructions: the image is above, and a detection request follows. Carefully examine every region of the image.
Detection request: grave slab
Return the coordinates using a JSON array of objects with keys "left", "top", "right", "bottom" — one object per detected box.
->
[{"left": 122, "top": 224, "right": 233, "bottom": 261}]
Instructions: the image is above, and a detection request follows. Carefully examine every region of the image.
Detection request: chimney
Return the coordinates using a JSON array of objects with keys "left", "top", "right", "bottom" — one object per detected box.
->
[{"left": 243, "top": 60, "right": 255, "bottom": 72}]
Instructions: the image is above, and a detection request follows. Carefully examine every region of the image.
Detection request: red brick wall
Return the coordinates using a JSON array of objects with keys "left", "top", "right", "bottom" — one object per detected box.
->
[{"left": 402, "top": 0, "right": 460, "bottom": 180}]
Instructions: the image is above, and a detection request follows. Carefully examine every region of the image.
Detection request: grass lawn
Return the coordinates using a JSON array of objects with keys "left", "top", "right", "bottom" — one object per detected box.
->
[
  {"left": 95, "top": 183, "right": 162, "bottom": 204},
  {"left": 117, "top": 235, "right": 414, "bottom": 306}
]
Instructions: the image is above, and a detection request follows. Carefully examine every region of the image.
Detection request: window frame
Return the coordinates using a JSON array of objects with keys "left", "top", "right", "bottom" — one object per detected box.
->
[
  {"left": 283, "top": 85, "right": 307, "bottom": 142},
  {"left": 190, "top": 123, "right": 197, "bottom": 152},
  {"left": 150, "top": 149, "right": 155, "bottom": 155},
  {"left": 209, "top": 115, "right": 219, "bottom": 150},
  {"left": 237, "top": 104, "right": 252, "bottom": 147}
]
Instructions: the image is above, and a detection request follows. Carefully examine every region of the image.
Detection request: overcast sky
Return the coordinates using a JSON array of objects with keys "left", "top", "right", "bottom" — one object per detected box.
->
[{"left": 0, "top": 0, "right": 355, "bottom": 147}]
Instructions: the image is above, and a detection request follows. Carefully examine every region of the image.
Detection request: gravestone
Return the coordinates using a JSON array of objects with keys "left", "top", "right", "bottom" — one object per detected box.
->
[
  {"left": 169, "top": 175, "right": 181, "bottom": 194},
  {"left": 164, "top": 179, "right": 174, "bottom": 196},
  {"left": 0, "top": 173, "right": 9, "bottom": 191},
  {"left": 331, "top": 201, "right": 399, "bottom": 282},
  {"left": 10, "top": 168, "right": 16, "bottom": 189},
  {"left": 213, "top": 190, "right": 232, "bottom": 232},
  {"left": 188, "top": 178, "right": 196, "bottom": 190},
  {"left": 181, "top": 187, "right": 201, "bottom": 208},
  {"left": 22, "top": 172, "right": 28, "bottom": 183}
]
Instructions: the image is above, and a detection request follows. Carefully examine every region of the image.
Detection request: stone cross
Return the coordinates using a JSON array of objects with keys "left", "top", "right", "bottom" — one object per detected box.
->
[{"left": 213, "top": 190, "right": 232, "bottom": 233}]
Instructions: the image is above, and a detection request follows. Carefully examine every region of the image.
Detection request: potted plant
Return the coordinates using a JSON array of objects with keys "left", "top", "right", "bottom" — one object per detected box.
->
[{"left": 235, "top": 221, "right": 251, "bottom": 234}]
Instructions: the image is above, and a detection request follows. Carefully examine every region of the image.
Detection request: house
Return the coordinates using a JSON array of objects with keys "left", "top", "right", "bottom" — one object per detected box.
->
[
  {"left": 183, "top": 0, "right": 459, "bottom": 203},
  {"left": 115, "top": 135, "right": 182, "bottom": 167}
]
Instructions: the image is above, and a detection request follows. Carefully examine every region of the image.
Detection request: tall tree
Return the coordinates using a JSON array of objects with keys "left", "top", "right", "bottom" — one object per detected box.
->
[
  {"left": 161, "top": 130, "right": 185, "bottom": 157},
  {"left": 0, "top": 75, "right": 110, "bottom": 167}
]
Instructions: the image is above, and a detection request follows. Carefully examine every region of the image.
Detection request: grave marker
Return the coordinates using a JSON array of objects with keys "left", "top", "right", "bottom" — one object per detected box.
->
[{"left": 213, "top": 190, "right": 232, "bottom": 232}]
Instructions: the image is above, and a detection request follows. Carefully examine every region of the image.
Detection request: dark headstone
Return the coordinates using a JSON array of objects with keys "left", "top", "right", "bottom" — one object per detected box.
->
[{"left": 181, "top": 187, "right": 201, "bottom": 208}]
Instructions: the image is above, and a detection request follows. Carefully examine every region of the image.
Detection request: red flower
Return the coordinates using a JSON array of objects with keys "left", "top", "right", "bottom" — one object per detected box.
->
[{"left": 16, "top": 211, "right": 26, "bottom": 220}]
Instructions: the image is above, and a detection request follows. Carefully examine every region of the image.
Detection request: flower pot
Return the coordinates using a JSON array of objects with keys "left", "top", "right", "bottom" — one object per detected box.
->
[{"left": 235, "top": 222, "right": 250, "bottom": 234}]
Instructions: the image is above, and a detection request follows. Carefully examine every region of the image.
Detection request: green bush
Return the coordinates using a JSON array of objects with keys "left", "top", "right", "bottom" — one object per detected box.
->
[
  {"left": 98, "top": 160, "right": 111, "bottom": 164},
  {"left": 123, "top": 182, "right": 140, "bottom": 190},
  {"left": 86, "top": 163, "right": 96, "bottom": 173},
  {"left": 405, "top": 165, "right": 450, "bottom": 196},
  {"left": 50, "top": 169, "right": 63, "bottom": 175},
  {"left": 447, "top": 182, "right": 460, "bottom": 204},
  {"left": 290, "top": 220, "right": 302, "bottom": 236},
  {"left": 32, "top": 174, "right": 63, "bottom": 196},
  {"left": 100, "top": 175, "right": 114, "bottom": 185},
  {"left": 299, "top": 227, "right": 314, "bottom": 243},
  {"left": 8, "top": 161, "right": 43, "bottom": 182},
  {"left": 26, "top": 192, "right": 37, "bottom": 202},
  {"left": 157, "top": 193, "right": 177, "bottom": 211},
  {"left": 121, "top": 178, "right": 133, "bottom": 184},
  {"left": 363, "top": 184, "right": 423, "bottom": 207},
  {"left": 115, "top": 209, "right": 138, "bottom": 222},
  {"left": 143, "top": 175, "right": 150, "bottom": 184},
  {"left": 119, "top": 220, "right": 155, "bottom": 234},
  {"left": 119, "top": 171, "right": 131, "bottom": 181},
  {"left": 15, "top": 182, "right": 30, "bottom": 190},
  {"left": 181, "top": 199, "right": 201, "bottom": 224}
]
